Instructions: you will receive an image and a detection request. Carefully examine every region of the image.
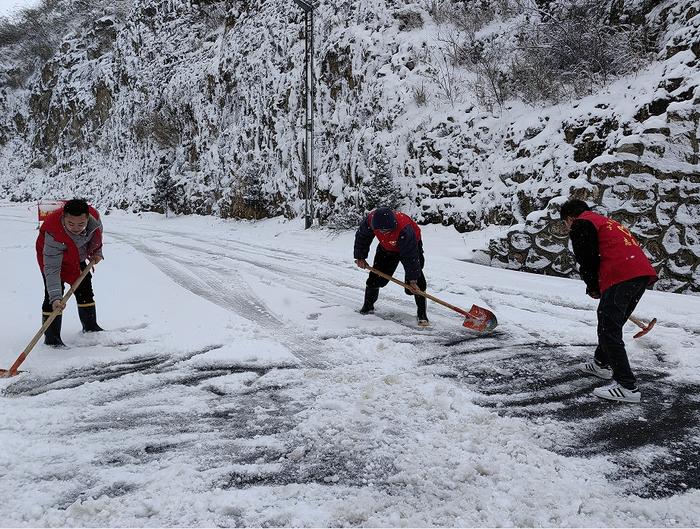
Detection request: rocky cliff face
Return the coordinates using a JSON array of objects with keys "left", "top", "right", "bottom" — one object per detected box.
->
[
  {"left": 486, "top": 1, "right": 700, "bottom": 294},
  {"left": 0, "top": 0, "right": 698, "bottom": 292}
]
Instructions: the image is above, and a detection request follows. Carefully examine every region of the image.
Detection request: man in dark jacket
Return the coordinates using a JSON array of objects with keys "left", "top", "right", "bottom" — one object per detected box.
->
[
  {"left": 354, "top": 207, "right": 429, "bottom": 326},
  {"left": 560, "top": 199, "right": 657, "bottom": 403},
  {"left": 36, "top": 198, "right": 104, "bottom": 347}
]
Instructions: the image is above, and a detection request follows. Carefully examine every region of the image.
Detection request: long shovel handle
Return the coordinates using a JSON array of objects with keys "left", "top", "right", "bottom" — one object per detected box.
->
[
  {"left": 365, "top": 265, "right": 471, "bottom": 318},
  {"left": 2, "top": 261, "right": 96, "bottom": 377},
  {"left": 629, "top": 315, "right": 646, "bottom": 329}
]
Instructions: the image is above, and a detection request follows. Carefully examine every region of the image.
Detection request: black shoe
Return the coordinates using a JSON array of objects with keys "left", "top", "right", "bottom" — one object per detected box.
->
[
  {"left": 417, "top": 311, "right": 430, "bottom": 327},
  {"left": 416, "top": 296, "right": 429, "bottom": 326},
  {"left": 359, "top": 287, "right": 379, "bottom": 315},
  {"left": 78, "top": 305, "right": 104, "bottom": 332},
  {"left": 43, "top": 314, "right": 66, "bottom": 347}
]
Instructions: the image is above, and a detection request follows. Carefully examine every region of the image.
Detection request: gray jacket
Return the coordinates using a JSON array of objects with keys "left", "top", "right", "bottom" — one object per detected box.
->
[{"left": 43, "top": 215, "right": 103, "bottom": 302}]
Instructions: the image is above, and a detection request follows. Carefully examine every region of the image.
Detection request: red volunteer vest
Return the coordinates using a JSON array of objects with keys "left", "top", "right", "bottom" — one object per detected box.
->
[
  {"left": 577, "top": 211, "right": 657, "bottom": 293},
  {"left": 36, "top": 207, "right": 101, "bottom": 285},
  {"left": 367, "top": 211, "right": 421, "bottom": 253}
]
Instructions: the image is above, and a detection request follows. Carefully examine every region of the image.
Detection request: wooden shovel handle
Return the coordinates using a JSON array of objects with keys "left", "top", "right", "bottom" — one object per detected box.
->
[
  {"left": 364, "top": 265, "right": 471, "bottom": 317},
  {"left": 628, "top": 315, "right": 647, "bottom": 329},
  {"left": 3, "top": 261, "right": 96, "bottom": 377}
]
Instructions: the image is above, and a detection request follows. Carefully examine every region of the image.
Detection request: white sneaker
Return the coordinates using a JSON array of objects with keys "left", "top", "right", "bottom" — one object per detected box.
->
[
  {"left": 593, "top": 382, "right": 641, "bottom": 403},
  {"left": 578, "top": 361, "right": 613, "bottom": 380}
]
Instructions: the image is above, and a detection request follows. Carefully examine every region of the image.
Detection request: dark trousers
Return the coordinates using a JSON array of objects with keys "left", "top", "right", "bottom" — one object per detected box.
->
[
  {"left": 594, "top": 276, "right": 648, "bottom": 389},
  {"left": 367, "top": 246, "right": 426, "bottom": 303},
  {"left": 42, "top": 262, "right": 95, "bottom": 313}
]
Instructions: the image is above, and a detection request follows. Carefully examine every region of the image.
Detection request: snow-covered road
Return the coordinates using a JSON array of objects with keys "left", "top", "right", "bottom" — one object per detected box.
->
[{"left": 1, "top": 203, "right": 698, "bottom": 526}]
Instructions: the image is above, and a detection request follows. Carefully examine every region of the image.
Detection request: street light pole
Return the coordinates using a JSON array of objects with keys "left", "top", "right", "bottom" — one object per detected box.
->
[{"left": 292, "top": 0, "right": 314, "bottom": 229}]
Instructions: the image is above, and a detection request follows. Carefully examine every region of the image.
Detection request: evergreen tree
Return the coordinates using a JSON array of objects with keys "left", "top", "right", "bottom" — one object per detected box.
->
[
  {"left": 241, "top": 168, "right": 265, "bottom": 217},
  {"left": 363, "top": 150, "right": 401, "bottom": 211},
  {"left": 237, "top": 157, "right": 268, "bottom": 220},
  {"left": 153, "top": 172, "right": 178, "bottom": 217}
]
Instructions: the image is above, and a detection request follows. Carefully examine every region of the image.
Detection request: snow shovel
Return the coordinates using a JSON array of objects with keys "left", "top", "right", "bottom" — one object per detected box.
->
[
  {"left": 363, "top": 265, "right": 498, "bottom": 332},
  {"left": 0, "top": 261, "right": 96, "bottom": 378},
  {"left": 629, "top": 315, "right": 657, "bottom": 339}
]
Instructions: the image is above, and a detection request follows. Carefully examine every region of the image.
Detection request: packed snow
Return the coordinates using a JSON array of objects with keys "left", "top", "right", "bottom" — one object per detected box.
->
[{"left": 1, "top": 201, "right": 699, "bottom": 527}]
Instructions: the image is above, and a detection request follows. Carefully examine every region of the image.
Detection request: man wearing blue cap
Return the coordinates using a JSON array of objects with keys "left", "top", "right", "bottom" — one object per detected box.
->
[{"left": 353, "top": 207, "right": 428, "bottom": 326}]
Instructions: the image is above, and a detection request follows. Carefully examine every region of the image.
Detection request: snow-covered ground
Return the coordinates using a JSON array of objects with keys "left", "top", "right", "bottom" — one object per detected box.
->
[{"left": 1, "top": 201, "right": 699, "bottom": 527}]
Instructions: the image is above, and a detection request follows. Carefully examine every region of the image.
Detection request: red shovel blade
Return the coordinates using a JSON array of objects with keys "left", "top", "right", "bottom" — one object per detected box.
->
[
  {"left": 632, "top": 317, "right": 657, "bottom": 339},
  {"left": 462, "top": 305, "right": 498, "bottom": 332}
]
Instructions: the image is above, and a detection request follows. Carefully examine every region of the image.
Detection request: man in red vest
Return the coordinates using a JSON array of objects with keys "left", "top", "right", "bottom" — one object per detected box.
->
[
  {"left": 560, "top": 199, "right": 657, "bottom": 403},
  {"left": 354, "top": 207, "right": 428, "bottom": 326},
  {"left": 36, "top": 199, "right": 104, "bottom": 347}
]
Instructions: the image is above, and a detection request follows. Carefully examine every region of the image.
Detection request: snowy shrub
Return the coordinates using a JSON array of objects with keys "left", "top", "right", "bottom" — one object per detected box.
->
[
  {"left": 429, "top": 2, "right": 515, "bottom": 111},
  {"left": 411, "top": 82, "right": 428, "bottom": 106},
  {"left": 393, "top": 8, "right": 424, "bottom": 31},
  {"left": 325, "top": 207, "right": 365, "bottom": 231},
  {"left": 0, "top": 4, "right": 60, "bottom": 87},
  {"left": 422, "top": 44, "right": 465, "bottom": 107},
  {"left": 222, "top": 157, "right": 272, "bottom": 220},
  {"left": 510, "top": 0, "right": 651, "bottom": 103},
  {"left": 462, "top": 35, "right": 512, "bottom": 111},
  {"left": 0, "top": 0, "right": 132, "bottom": 88},
  {"left": 421, "top": 0, "right": 453, "bottom": 26},
  {"left": 423, "top": 0, "right": 511, "bottom": 31}
]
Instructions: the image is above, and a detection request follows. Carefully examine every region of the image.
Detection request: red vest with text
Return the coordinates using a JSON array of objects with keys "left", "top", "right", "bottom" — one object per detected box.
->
[
  {"left": 367, "top": 211, "right": 421, "bottom": 253},
  {"left": 36, "top": 207, "right": 101, "bottom": 285},
  {"left": 577, "top": 211, "right": 657, "bottom": 293}
]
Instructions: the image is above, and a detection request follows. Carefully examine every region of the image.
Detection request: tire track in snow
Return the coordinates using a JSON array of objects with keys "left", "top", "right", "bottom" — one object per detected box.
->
[
  {"left": 114, "top": 229, "right": 469, "bottom": 349},
  {"left": 112, "top": 232, "right": 329, "bottom": 368}
]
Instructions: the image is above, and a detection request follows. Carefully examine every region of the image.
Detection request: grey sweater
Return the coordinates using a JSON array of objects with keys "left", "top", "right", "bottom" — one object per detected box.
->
[{"left": 43, "top": 215, "right": 103, "bottom": 302}]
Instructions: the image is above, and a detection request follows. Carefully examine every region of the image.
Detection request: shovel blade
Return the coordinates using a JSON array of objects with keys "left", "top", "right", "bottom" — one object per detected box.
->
[
  {"left": 632, "top": 317, "right": 657, "bottom": 339},
  {"left": 462, "top": 305, "right": 498, "bottom": 332},
  {"left": 0, "top": 369, "right": 20, "bottom": 378}
]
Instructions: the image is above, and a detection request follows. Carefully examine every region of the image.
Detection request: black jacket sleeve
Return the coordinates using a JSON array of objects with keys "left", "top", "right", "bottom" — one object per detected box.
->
[
  {"left": 397, "top": 226, "right": 422, "bottom": 281},
  {"left": 353, "top": 215, "right": 375, "bottom": 260},
  {"left": 570, "top": 219, "right": 600, "bottom": 294}
]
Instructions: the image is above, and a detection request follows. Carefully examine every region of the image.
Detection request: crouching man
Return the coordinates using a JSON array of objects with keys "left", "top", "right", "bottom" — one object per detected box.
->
[
  {"left": 36, "top": 198, "right": 104, "bottom": 346},
  {"left": 354, "top": 207, "right": 429, "bottom": 326}
]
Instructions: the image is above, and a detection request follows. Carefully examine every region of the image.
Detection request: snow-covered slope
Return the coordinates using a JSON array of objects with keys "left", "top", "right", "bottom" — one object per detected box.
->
[{"left": 0, "top": 0, "right": 698, "bottom": 290}]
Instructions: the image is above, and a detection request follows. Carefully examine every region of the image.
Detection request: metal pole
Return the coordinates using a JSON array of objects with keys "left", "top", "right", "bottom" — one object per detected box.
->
[
  {"left": 304, "top": 9, "right": 314, "bottom": 229},
  {"left": 303, "top": 10, "right": 311, "bottom": 229},
  {"left": 292, "top": 0, "right": 314, "bottom": 229},
  {"left": 308, "top": 9, "right": 314, "bottom": 228}
]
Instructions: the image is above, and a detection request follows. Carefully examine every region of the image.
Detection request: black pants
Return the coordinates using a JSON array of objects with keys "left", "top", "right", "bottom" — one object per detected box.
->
[
  {"left": 366, "top": 246, "right": 427, "bottom": 294},
  {"left": 42, "top": 262, "right": 95, "bottom": 313},
  {"left": 594, "top": 276, "right": 648, "bottom": 389}
]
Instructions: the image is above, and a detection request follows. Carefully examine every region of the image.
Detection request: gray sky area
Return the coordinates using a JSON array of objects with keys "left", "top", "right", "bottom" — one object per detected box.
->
[{"left": 0, "top": 0, "right": 40, "bottom": 17}]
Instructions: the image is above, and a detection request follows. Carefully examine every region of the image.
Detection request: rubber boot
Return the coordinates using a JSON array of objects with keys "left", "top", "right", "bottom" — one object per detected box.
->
[
  {"left": 78, "top": 305, "right": 104, "bottom": 332},
  {"left": 416, "top": 296, "right": 430, "bottom": 327},
  {"left": 359, "top": 287, "right": 379, "bottom": 315},
  {"left": 43, "top": 314, "right": 66, "bottom": 347}
]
